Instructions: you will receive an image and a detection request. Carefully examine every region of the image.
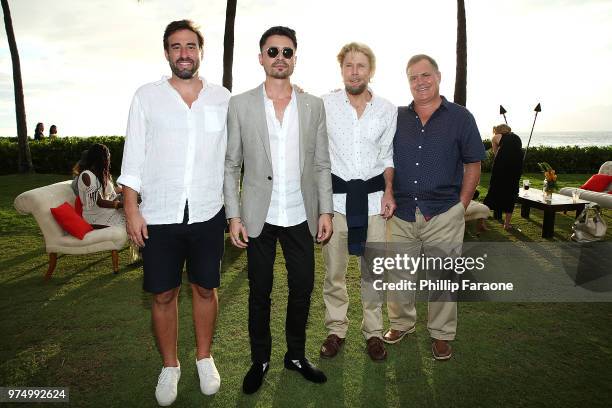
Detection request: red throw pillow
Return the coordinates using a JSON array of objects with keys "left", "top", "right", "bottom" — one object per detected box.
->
[
  {"left": 74, "top": 196, "right": 83, "bottom": 217},
  {"left": 50, "top": 202, "right": 93, "bottom": 240},
  {"left": 580, "top": 174, "right": 612, "bottom": 192}
]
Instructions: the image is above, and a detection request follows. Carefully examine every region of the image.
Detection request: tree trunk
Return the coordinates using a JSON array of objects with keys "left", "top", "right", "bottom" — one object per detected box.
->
[
  {"left": 2, "top": 0, "right": 33, "bottom": 173},
  {"left": 454, "top": 0, "right": 467, "bottom": 107},
  {"left": 222, "top": 0, "right": 237, "bottom": 92}
]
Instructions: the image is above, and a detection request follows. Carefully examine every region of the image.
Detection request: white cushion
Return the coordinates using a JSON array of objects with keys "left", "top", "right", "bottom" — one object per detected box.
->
[
  {"left": 599, "top": 161, "right": 612, "bottom": 176},
  {"left": 465, "top": 201, "right": 490, "bottom": 221},
  {"left": 559, "top": 187, "right": 612, "bottom": 209}
]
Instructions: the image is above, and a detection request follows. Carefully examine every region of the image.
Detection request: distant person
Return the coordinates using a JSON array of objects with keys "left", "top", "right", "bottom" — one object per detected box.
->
[
  {"left": 483, "top": 124, "right": 523, "bottom": 230},
  {"left": 34, "top": 122, "right": 45, "bottom": 140},
  {"left": 49, "top": 125, "right": 58, "bottom": 138},
  {"left": 75, "top": 143, "right": 125, "bottom": 228},
  {"left": 118, "top": 19, "right": 229, "bottom": 405}
]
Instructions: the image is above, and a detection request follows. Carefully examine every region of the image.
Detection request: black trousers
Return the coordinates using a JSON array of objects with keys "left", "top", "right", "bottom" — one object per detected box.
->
[{"left": 246, "top": 221, "right": 315, "bottom": 363}]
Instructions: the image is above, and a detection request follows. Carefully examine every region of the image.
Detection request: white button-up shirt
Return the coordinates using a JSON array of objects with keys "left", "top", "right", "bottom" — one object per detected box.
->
[
  {"left": 118, "top": 76, "right": 230, "bottom": 225},
  {"left": 322, "top": 89, "right": 397, "bottom": 215},
  {"left": 262, "top": 85, "right": 307, "bottom": 227}
]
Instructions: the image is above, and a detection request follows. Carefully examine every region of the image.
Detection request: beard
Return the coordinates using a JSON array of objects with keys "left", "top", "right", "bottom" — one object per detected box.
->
[
  {"left": 345, "top": 81, "right": 368, "bottom": 95},
  {"left": 266, "top": 62, "right": 294, "bottom": 79},
  {"left": 169, "top": 57, "right": 200, "bottom": 79}
]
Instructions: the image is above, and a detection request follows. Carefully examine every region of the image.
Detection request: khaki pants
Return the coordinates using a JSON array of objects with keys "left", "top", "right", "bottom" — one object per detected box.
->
[
  {"left": 387, "top": 202, "right": 465, "bottom": 341},
  {"left": 322, "top": 212, "right": 386, "bottom": 340}
]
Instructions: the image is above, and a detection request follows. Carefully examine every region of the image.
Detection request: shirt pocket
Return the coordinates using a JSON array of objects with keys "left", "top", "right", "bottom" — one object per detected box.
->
[{"left": 203, "top": 106, "right": 226, "bottom": 132}]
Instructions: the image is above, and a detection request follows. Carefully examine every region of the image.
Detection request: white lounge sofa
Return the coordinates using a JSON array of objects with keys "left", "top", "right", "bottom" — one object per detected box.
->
[
  {"left": 559, "top": 161, "right": 612, "bottom": 209},
  {"left": 13, "top": 180, "right": 128, "bottom": 280}
]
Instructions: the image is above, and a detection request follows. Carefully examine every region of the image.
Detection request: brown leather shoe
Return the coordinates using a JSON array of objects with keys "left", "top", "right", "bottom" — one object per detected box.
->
[
  {"left": 382, "top": 326, "right": 415, "bottom": 344},
  {"left": 366, "top": 337, "right": 387, "bottom": 361},
  {"left": 320, "top": 334, "right": 345, "bottom": 358},
  {"left": 431, "top": 339, "right": 452, "bottom": 360}
]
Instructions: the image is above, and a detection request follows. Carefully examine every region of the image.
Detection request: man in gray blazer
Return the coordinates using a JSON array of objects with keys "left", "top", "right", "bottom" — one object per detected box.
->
[{"left": 224, "top": 26, "right": 333, "bottom": 394}]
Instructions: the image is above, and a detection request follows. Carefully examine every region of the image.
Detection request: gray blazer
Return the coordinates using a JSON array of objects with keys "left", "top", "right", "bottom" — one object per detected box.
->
[{"left": 224, "top": 83, "right": 333, "bottom": 238}]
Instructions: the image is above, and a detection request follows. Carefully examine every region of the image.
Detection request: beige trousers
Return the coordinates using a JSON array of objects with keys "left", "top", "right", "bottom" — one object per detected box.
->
[
  {"left": 387, "top": 202, "right": 465, "bottom": 341},
  {"left": 322, "top": 212, "right": 387, "bottom": 340}
]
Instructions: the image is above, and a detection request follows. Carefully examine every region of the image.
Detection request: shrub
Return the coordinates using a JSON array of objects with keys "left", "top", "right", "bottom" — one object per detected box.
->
[
  {"left": 1, "top": 137, "right": 610, "bottom": 175},
  {"left": 0, "top": 136, "right": 125, "bottom": 175},
  {"left": 480, "top": 141, "right": 612, "bottom": 173}
]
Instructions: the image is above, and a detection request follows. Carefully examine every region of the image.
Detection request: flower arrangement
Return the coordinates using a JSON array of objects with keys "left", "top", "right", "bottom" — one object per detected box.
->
[
  {"left": 538, "top": 162, "right": 558, "bottom": 190},
  {"left": 538, "top": 162, "right": 557, "bottom": 201}
]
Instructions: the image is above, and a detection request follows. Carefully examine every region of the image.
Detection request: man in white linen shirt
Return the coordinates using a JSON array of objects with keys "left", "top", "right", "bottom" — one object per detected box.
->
[
  {"left": 319, "top": 42, "right": 397, "bottom": 362},
  {"left": 224, "top": 26, "right": 333, "bottom": 395},
  {"left": 118, "top": 20, "right": 229, "bottom": 406}
]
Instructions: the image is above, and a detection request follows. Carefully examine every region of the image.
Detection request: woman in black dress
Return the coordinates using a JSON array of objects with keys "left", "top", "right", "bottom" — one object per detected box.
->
[{"left": 483, "top": 124, "right": 523, "bottom": 230}]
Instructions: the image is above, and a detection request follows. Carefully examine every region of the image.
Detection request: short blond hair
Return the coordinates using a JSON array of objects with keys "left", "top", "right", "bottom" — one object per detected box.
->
[
  {"left": 493, "top": 124, "right": 512, "bottom": 134},
  {"left": 337, "top": 42, "right": 376, "bottom": 76}
]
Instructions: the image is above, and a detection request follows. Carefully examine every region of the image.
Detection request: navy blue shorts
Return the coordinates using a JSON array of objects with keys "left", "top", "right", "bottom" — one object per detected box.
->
[{"left": 142, "top": 207, "right": 226, "bottom": 294}]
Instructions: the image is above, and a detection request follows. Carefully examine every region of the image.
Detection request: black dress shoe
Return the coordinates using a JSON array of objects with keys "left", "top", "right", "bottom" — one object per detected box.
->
[
  {"left": 242, "top": 363, "right": 269, "bottom": 394},
  {"left": 283, "top": 355, "right": 327, "bottom": 383}
]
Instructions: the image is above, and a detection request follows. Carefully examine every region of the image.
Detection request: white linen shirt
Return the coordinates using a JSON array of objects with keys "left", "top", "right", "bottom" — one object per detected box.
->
[
  {"left": 263, "top": 85, "right": 307, "bottom": 227},
  {"left": 322, "top": 89, "right": 397, "bottom": 216},
  {"left": 118, "top": 76, "right": 231, "bottom": 225}
]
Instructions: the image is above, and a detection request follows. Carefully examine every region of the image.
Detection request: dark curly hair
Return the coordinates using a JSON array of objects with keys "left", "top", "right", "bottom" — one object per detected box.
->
[{"left": 84, "top": 143, "right": 111, "bottom": 192}]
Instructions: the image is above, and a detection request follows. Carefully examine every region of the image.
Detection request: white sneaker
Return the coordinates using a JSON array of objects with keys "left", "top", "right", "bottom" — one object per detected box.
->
[
  {"left": 155, "top": 365, "right": 181, "bottom": 406},
  {"left": 196, "top": 356, "right": 221, "bottom": 395}
]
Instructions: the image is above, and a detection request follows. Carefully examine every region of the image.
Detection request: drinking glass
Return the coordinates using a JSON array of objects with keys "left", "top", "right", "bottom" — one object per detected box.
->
[{"left": 523, "top": 179, "right": 530, "bottom": 191}]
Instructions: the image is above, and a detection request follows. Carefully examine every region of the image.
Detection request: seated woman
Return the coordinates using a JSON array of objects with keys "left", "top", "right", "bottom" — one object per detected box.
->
[
  {"left": 483, "top": 124, "right": 523, "bottom": 230},
  {"left": 75, "top": 143, "right": 125, "bottom": 228}
]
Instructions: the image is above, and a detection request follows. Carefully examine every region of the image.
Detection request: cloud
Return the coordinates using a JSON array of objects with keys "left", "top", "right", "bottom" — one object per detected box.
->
[{"left": 1, "top": 0, "right": 611, "bottom": 136}]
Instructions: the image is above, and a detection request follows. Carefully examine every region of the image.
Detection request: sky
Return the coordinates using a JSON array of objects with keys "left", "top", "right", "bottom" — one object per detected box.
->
[{"left": 1, "top": 0, "right": 612, "bottom": 137}]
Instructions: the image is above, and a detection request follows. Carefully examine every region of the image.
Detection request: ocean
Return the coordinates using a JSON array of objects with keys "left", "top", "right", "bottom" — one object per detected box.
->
[{"left": 484, "top": 131, "right": 612, "bottom": 147}]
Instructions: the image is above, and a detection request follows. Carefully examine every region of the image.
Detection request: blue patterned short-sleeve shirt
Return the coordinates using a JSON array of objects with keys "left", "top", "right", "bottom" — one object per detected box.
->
[{"left": 393, "top": 96, "right": 486, "bottom": 222}]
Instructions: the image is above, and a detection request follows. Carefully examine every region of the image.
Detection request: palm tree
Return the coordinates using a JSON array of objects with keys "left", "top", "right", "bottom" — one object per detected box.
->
[
  {"left": 453, "top": 0, "right": 467, "bottom": 107},
  {"left": 2, "top": 0, "right": 33, "bottom": 173},
  {"left": 222, "top": 0, "right": 237, "bottom": 91}
]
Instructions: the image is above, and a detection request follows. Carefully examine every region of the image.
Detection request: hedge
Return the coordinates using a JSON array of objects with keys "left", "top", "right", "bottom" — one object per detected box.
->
[
  {"left": 1, "top": 137, "right": 610, "bottom": 175},
  {"left": 480, "top": 139, "right": 612, "bottom": 173},
  {"left": 0, "top": 137, "right": 124, "bottom": 175}
]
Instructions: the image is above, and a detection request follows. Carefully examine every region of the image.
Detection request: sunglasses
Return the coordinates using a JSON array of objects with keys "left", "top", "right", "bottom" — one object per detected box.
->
[{"left": 266, "top": 47, "right": 294, "bottom": 59}]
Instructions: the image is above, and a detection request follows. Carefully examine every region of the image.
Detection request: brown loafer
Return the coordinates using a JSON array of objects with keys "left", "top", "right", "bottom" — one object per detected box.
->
[
  {"left": 382, "top": 326, "right": 415, "bottom": 344},
  {"left": 366, "top": 337, "right": 387, "bottom": 361},
  {"left": 431, "top": 339, "right": 452, "bottom": 361},
  {"left": 320, "top": 334, "right": 345, "bottom": 358}
]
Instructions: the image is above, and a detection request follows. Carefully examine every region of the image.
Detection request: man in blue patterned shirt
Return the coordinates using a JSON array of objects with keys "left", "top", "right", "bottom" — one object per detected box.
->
[{"left": 384, "top": 54, "right": 485, "bottom": 360}]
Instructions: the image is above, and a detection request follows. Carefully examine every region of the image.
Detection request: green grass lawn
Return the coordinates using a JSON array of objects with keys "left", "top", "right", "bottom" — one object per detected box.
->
[{"left": 1, "top": 173, "right": 611, "bottom": 407}]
